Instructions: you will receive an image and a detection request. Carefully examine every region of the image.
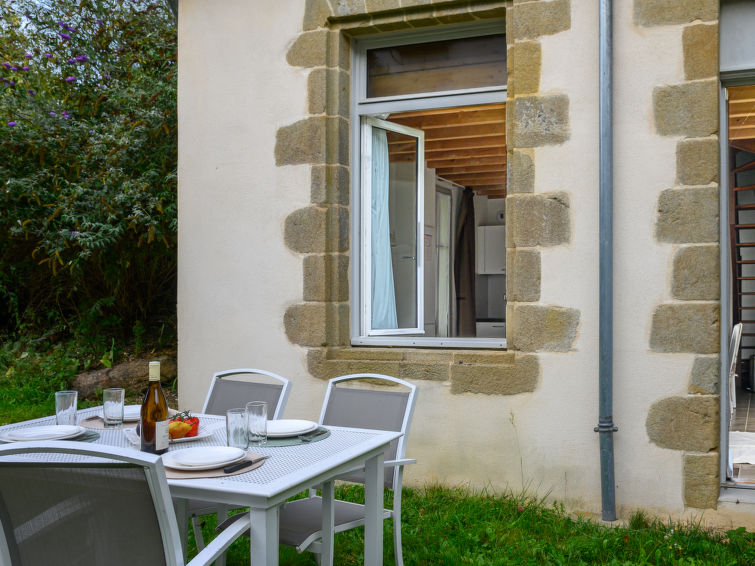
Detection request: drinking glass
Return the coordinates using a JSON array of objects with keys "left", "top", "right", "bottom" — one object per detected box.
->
[
  {"left": 226, "top": 408, "right": 249, "bottom": 450},
  {"left": 246, "top": 401, "right": 267, "bottom": 447},
  {"left": 102, "top": 388, "right": 125, "bottom": 428},
  {"left": 55, "top": 390, "right": 78, "bottom": 426}
]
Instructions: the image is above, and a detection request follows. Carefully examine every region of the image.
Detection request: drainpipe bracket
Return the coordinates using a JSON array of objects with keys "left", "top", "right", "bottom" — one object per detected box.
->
[{"left": 594, "top": 424, "right": 618, "bottom": 433}]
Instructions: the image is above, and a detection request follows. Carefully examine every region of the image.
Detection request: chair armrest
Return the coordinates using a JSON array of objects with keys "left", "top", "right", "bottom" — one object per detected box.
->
[
  {"left": 385, "top": 458, "right": 416, "bottom": 467},
  {"left": 189, "top": 512, "right": 250, "bottom": 566}
]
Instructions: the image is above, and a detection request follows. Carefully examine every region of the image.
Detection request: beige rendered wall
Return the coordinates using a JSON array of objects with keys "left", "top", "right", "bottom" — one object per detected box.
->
[
  {"left": 177, "top": 0, "right": 328, "bottom": 421},
  {"left": 177, "top": 0, "right": 755, "bottom": 527}
]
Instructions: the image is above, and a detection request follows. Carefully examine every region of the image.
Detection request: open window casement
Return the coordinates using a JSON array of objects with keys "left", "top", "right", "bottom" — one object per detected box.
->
[{"left": 360, "top": 117, "right": 425, "bottom": 336}]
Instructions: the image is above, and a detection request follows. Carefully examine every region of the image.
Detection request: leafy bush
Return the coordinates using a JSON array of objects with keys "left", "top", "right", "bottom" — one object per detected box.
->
[{"left": 0, "top": 0, "right": 177, "bottom": 339}]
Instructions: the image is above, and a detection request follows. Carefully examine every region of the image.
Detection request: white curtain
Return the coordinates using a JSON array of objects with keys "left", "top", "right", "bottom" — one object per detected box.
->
[{"left": 370, "top": 128, "right": 398, "bottom": 329}]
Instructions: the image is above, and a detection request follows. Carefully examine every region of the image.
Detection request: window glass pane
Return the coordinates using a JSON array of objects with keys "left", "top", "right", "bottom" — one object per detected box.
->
[
  {"left": 370, "top": 126, "right": 419, "bottom": 331},
  {"left": 366, "top": 34, "right": 506, "bottom": 98}
]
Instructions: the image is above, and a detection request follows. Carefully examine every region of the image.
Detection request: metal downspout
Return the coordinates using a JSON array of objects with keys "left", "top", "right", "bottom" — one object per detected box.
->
[{"left": 595, "top": 0, "right": 618, "bottom": 522}]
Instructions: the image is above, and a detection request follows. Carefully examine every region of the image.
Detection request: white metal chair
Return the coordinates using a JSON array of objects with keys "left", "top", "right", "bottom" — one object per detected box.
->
[
  {"left": 188, "top": 368, "right": 290, "bottom": 557},
  {"left": 220, "top": 373, "right": 417, "bottom": 566},
  {"left": 0, "top": 440, "right": 249, "bottom": 566},
  {"left": 729, "top": 322, "right": 744, "bottom": 419}
]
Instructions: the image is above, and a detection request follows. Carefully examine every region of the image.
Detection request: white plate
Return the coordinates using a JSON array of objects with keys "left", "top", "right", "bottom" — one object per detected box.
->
[
  {"left": 171, "top": 446, "right": 245, "bottom": 467},
  {"left": 266, "top": 419, "right": 318, "bottom": 438},
  {"left": 163, "top": 447, "right": 246, "bottom": 471},
  {"left": 100, "top": 405, "right": 141, "bottom": 423},
  {"left": 123, "top": 422, "right": 220, "bottom": 446},
  {"left": 1, "top": 425, "right": 85, "bottom": 442}
]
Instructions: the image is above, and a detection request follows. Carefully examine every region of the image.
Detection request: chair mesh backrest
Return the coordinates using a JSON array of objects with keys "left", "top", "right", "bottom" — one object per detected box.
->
[
  {"left": 0, "top": 462, "right": 168, "bottom": 566},
  {"left": 204, "top": 379, "right": 283, "bottom": 418},
  {"left": 321, "top": 386, "right": 410, "bottom": 489}
]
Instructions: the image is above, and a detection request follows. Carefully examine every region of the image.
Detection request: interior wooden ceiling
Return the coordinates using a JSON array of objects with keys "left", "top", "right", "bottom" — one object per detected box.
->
[
  {"left": 729, "top": 85, "right": 755, "bottom": 154},
  {"left": 387, "top": 103, "right": 507, "bottom": 198}
]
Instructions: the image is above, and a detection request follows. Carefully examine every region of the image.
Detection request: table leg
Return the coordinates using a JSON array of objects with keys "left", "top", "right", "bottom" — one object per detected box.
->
[
  {"left": 363, "top": 451, "right": 385, "bottom": 566},
  {"left": 321, "top": 480, "right": 335, "bottom": 566},
  {"left": 214, "top": 504, "right": 229, "bottom": 566},
  {"left": 249, "top": 506, "right": 279, "bottom": 566}
]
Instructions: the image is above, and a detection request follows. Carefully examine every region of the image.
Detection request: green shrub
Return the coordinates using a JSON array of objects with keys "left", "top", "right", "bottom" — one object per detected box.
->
[{"left": 0, "top": 0, "right": 177, "bottom": 339}]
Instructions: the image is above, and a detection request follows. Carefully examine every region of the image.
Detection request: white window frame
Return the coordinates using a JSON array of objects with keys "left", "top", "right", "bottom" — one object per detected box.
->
[
  {"left": 350, "top": 20, "right": 507, "bottom": 349},
  {"left": 361, "top": 116, "right": 425, "bottom": 336}
]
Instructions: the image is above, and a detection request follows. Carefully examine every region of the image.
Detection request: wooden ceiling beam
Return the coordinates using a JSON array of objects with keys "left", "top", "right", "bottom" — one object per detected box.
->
[
  {"left": 388, "top": 108, "right": 505, "bottom": 130},
  {"left": 386, "top": 103, "right": 506, "bottom": 119},
  {"left": 426, "top": 156, "right": 506, "bottom": 168},
  {"left": 436, "top": 165, "right": 507, "bottom": 175}
]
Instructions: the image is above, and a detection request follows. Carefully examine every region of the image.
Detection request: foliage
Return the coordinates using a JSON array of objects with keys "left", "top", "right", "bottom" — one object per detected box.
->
[
  {"left": 187, "top": 485, "right": 755, "bottom": 566},
  {"left": 0, "top": 0, "right": 177, "bottom": 339}
]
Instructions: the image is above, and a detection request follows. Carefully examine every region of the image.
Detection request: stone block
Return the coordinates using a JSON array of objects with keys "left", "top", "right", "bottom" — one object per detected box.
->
[
  {"left": 303, "top": 0, "right": 332, "bottom": 30},
  {"left": 308, "top": 68, "right": 350, "bottom": 117},
  {"left": 656, "top": 187, "right": 718, "bottom": 243},
  {"left": 407, "top": 14, "right": 442, "bottom": 28},
  {"left": 508, "top": 149, "right": 535, "bottom": 193},
  {"left": 325, "top": 347, "right": 403, "bottom": 361},
  {"left": 286, "top": 30, "right": 328, "bottom": 68},
  {"left": 399, "top": 361, "right": 449, "bottom": 382},
  {"left": 365, "top": 0, "right": 401, "bottom": 13},
  {"left": 507, "top": 304, "right": 579, "bottom": 352},
  {"left": 684, "top": 453, "right": 719, "bottom": 509},
  {"left": 508, "top": 41, "right": 541, "bottom": 96},
  {"left": 311, "top": 164, "right": 350, "bottom": 205},
  {"left": 452, "top": 351, "right": 517, "bottom": 365},
  {"left": 326, "top": 116, "right": 350, "bottom": 165},
  {"left": 676, "top": 137, "right": 718, "bottom": 186},
  {"left": 276, "top": 117, "right": 326, "bottom": 166},
  {"left": 332, "top": 0, "right": 367, "bottom": 17},
  {"left": 284, "top": 302, "right": 349, "bottom": 347},
  {"left": 653, "top": 80, "right": 718, "bottom": 137},
  {"left": 672, "top": 245, "right": 719, "bottom": 300},
  {"left": 307, "top": 348, "right": 401, "bottom": 380},
  {"left": 506, "top": 248, "right": 541, "bottom": 302},
  {"left": 646, "top": 396, "right": 719, "bottom": 452},
  {"left": 650, "top": 303, "right": 719, "bottom": 354},
  {"left": 373, "top": 13, "right": 413, "bottom": 32},
  {"left": 285, "top": 206, "right": 327, "bottom": 253},
  {"left": 507, "top": 192, "right": 571, "bottom": 247},
  {"left": 466, "top": 4, "right": 507, "bottom": 20},
  {"left": 303, "top": 253, "right": 349, "bottom": 302},
  {"left": 689, "top": 355, "right": 719, "bottom": 395},
  {"left": 435, "top": 6, "right": 477, "bottom": 25},
  {"left": 634, "top": 0, "right": 717, "bottom": 27},
  {"left": 511, "top": 94, "right": 570, "bottom": 147},
  {"left": 327, "top": 30, "right": 351, "bottom": 70},
  {"left": 683, "top": 24, "right": 718, "bottom": 81},
  {"left": 509, "top": 0, "right": 570, "bottom": 41},
  {"left": 450, "top": 354, "right": 539, "bottom": 395}
]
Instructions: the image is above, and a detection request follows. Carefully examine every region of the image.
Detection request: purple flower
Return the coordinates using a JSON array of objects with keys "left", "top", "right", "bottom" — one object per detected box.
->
[
  {"left": 59, "top": 32, "right": 70, "bottom": 40},
  {"left": 0, "top": 78, "right": 7, "bottom": 83},
  {"left": 65, "top": 76, "right": 76, "bottom": 82},
  {"left": 10, "top": 66, "right": 18, "bottom": 71},
  {"left": 75, "top": 55, "right": 87, "bottom": 63},
  {"left": 88, "top": 130, "right": 94, "bottom": 134},
  {"left": 63, "top": 111, "right": 70, "bottom": 119},
  {"left": 71, "top": 231, "right": 80, "bottom": 236},
  {"left": 58, "top": 20, "right": 64, "bottom": 27},
  {"left": 7, "top": 121, "right": 16, "bottom": 127},
  {"left": 24, "top": 54, "right": 32, "bottom": 59},
  {"left": 1, "top": 63, "right": 9, "bottom": 69},
  {"left": 102, "top": 74, "right": 111, "bottom": 80},
  {"left": 9, "top": 81, "right": 14, "bottom": 86},
  {"left": 21, "top": 66, "right": 29, "bottom": 71},
  {"left": 67, "top": 58, "right": 75, "bottom": 64},
  {"left": 49, "top": 111, "right": 56, "bottom": 116},
  {"left": 44, "top": 53, "right": 52, "bottom": 58},
  {"left": 27, "top": 89, "right": 35, "bottom": 96},
  {"left": 96, "top": 19, "right": 104, "bottom": 27}
]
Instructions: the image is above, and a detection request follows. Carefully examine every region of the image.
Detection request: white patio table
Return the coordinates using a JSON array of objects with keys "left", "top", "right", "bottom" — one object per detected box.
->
[{"left": 0, "top": 408, "right": 402, "bottom": 566}]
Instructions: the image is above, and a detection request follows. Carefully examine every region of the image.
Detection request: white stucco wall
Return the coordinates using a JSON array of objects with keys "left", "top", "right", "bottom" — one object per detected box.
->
[
  {"left": 177, "top": 0, "right": 327, "bottom": 420},
  {"left": 177, "top": 1, "right": 755, "bottom": 526}
]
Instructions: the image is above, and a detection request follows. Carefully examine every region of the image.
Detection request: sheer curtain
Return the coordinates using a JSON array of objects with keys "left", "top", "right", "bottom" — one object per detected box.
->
[{"left": 370, "top": 128, "right": 398, "bottom": 329}]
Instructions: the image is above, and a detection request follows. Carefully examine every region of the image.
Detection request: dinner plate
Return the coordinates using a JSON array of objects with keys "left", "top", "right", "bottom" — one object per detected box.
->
[
  {"left": 0, "top": 425, "right": 86, "bottom": 442},
  {"left": 266, "top": 419, "right": 318, "bottom": 438},
  {"left": 123, "top": 422, "right": 220, "bottom": 446},
  {"left": 163, "top": 447, "right": 246, "bottom": 471},
  {"left": 100, "top": 404, "right": 141, "bottom": 423}
]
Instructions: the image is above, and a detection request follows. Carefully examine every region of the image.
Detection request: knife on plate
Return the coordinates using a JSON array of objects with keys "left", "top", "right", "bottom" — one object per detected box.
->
[{"left": 224, "top": 455, "right": 269, "bottom": 474}]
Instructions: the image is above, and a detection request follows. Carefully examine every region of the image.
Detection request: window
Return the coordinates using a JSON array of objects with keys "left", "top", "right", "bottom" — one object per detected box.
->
[{"left": 351, "top": 22, "right": 508, "bottom": 348}]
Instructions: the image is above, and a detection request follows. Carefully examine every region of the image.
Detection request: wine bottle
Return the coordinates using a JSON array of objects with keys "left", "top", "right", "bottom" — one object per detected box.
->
[{"left": 140, "top": 360, "right": 169, "bottom": 454}]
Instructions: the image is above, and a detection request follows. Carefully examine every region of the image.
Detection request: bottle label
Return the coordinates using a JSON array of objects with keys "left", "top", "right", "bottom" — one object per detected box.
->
[{"left": 155, "top": 419, "right": 169, "bottom": 451}]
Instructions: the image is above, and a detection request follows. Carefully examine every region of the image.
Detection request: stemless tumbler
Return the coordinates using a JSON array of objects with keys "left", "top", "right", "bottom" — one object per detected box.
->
[
  {"left": 102, "top": 388, "right": 125, "bottom": 428},
  {"left": 226, "top": 408, "right": 249, "bottom": 450},
  {"left": 246, "top": 401, "right": 267, "bottom": 447},
  {"left": 55, "top": 390, "right": 78, "bottom": 426}
]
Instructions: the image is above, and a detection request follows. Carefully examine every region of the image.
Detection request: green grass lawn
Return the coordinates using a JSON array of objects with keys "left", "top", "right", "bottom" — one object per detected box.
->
[{"left": 2, "top": 340, "right": 755, "bottom": 565}]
